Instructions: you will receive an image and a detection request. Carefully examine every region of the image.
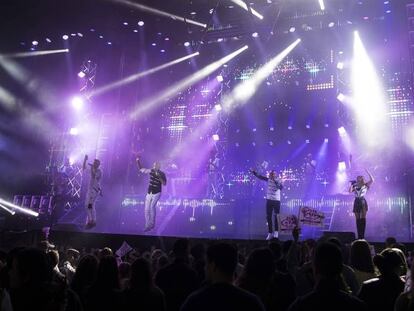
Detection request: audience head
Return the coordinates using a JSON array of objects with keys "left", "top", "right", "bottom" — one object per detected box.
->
[
  {"left": 172, "top": 238, "right": 190, "bottom": 259},
  {"left": 242, "top": 248, "right": 275, "bottom": 283},
  {"left": 71, "top": 254, "right": 98, "bottom": 291},
  {"left": 373, "top": 248, "right": 406, "bottom": 277},
  {"left": 206, "top": 243, "right": 237, "bottom": 283},
  {"left": 268, "top": 241, "right": 282, "bottom": 262},
  {"left": 130, "top": 258, "right": 153, "bottom": 290},
  {"left": 95, "top": 255, "right": 119, "bottom": 289},
  {"left": 191, "top": 243, "right": 206, "bottom": 261},
  {"left": 9, "top": 248, "right": 51, "bottom": 289},
  {"left": 47, "top": 250, "right": 60, "bottom": 269},
  {"left": 350, "top": 239, "right": 375, "bottom": 273},
  {"left": 313, "top": 242, "right": 343, "bottom": 280},
  {"left": 100, "top": 247, "right": 113, "bottom": 258},
  {"left": 118, "top": 262, "right": 131, "bottom": 280},
  {"left": 66, "top": 248, "right": 80, "bottom": 264}
]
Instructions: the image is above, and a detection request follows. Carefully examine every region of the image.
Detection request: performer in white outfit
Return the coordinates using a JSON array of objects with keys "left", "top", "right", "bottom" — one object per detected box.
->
[
  {"left": 349, "top": 169, "right": 374, "bottom": 239},
  {"left": 250, "top": 168, "right": 284, "bottom": 240},
  {"left": 83, "top": 155, "right": 102, "bottom": 229},
  {"left": 136, "top": 156, "right": 167, "bottom": 232}
]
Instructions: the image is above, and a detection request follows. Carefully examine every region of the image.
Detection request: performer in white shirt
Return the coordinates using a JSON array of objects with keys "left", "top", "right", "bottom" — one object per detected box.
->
[
  {"left": 136, "top": 156, "right": 167, "bottom": 232},
  {"left": 83, "top": 155, "right": 102, "bottom": 229},
  {"left": 349, "top": 169, "right": 374, "bottom": 239},
  {"left": 250, "top": 168, "right": 284, "bottom": 240}
]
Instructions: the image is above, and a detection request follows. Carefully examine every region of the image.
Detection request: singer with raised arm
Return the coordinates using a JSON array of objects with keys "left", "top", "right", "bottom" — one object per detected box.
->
[
  {"left": 83, "top": 155, "right": 102, "bottom": 230},
  {"left": 250, "top": 168, "right": 284, "bottom": 240},
  {"left": 349, "top": 169, "right": 374, "bottom": 239},
  {"left": 136, "top": 156, "right": 167, "bottom": 232}
]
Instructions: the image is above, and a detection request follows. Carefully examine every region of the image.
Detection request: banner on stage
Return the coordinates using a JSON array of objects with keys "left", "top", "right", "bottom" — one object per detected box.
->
[
  {"left": 298, "top": 206, "right": 325, "bottom": 227},
  {"left": 277, "top": 214, "right": 299, "bottom": 232}
]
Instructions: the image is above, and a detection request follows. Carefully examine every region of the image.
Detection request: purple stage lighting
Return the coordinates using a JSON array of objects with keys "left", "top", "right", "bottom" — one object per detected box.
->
[
  {"left": 214, "top": 104, "right": 222, "bottom": 111},
  {"left": 338, "top": 161, "right": 346, "bottom": 172},
  {"left": 138, "top": 21, "right": 144, "bottom": 26},
  {"left": 212, "top": 134, "right": 220, "bottom": 141},
  {"left": 71, "top": 96, "right": 84, "bottom": 110},
  {"left": 324, "top": 138, "right": 329, "bottom": 143},
  {"left": 338, "top": 126, "right": 346, "bottom": 136},
  {"left": 62, "top": 35, "right": 69, "bottom": 40},
  {"left": 337, "top": 93, "right": 345, "bottom": 102},
  {"left": 78, "top": 71, "right": 86, "bottom": 78},
  {"left": 69, "top": 127, "right": 79, "bottom": 136},
  {"left": 252, "top": 32, "right": 258, "bottom": 38},
  {"left": 337, "top": 62, "right": 344, "bottom": 70},
  {"left": 216, "top": 75, "right": 224, "bottom": 82},
  {"left": 184, "top": 41, "right": 190, "bottom": 47},
  {"left": 32, "top": 40, "right": 39, "bottom": 46}
]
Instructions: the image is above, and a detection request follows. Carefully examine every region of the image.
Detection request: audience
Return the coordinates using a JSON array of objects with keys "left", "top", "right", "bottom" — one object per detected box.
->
[
  {"left": 2, "top": 231, "right": 414, "bottom": 311},
  {"left": 123, "top": 258, "right": 166, "bottom": 311},
  {"left": 358, "top": 248, "right": 406, "bottom": 311},
  {"left": 181, "top": 242, "right": 265, "bottom": 311},
  {"left": 155, "top": 239, "right": 199, "bottom": 311},
  {"left": 288, "top": 242, "right": 366, "bottom": 311},
  {"left": 350, "top": 239, "right": 378, "bottom": 288},
  {"left": 84, "top": 255, "right": 124, "bottom": 310}
]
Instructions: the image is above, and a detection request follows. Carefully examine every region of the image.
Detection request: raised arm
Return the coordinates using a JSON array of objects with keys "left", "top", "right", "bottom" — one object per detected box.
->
[
  {"left": 365, "top": 169, "right": 374, "bottom": 187},
  {"left": 160, "top": 172, "right": 167, "bottom": 186},
  {"left": 250, "top": 169, "right": 268, "bottom": 181},
  {"left": 348, "top": 182, "right": 354, "bottom": 194},
  {"left": 136, "top": 157, "right": 151, "bottom": 174}
]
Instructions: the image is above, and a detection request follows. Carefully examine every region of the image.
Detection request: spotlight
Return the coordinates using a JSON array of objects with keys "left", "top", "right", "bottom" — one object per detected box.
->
[
  {"left": 78, "top": 71, "right": 86, "bottom": 78},
  {"left": 0, "top": 198, "right": 39, "bottom": 217},
  {"left": 62, "top": 35, "right": 69, "bottom": 40},
  {"left": 77, "top": 33, "right": 83, "bottom": 37},
  {"left": 45, "top": 38, "right": 52, "bottom": 43},
  {"left": 0, "top": 203, "right": 16, "bottom": 215},
  {"left": 184, "top": 41, "right": 190, "bottom": 47},
  {"left": 318, "top": 0, "right": 325, "bottom": 11},
  {"left": 337, "top": 93, "right": 345, "bottom": 102},
  {"left": 306, "top": 139, "right": 310, "bottom": 143},
  {"left": 107, "top": 41, "right": 112, "bottom": 45},
  {"left": 338, "top": 161, "right": 346, "bottom": 172},
  {"left": 123, "top": 21, "right": 129, "bottom": 25},
  {"left": 324, "top": 138, "right": 329, "bottom": 143},
  {"left": 216, "top": 75, "right": 224, "bottom": 82},
  {"left": 69, "top": 156, "right": 76, "bottom": 165},
  {"left": 160, "top": 49, "right": 165, "bottom": 53},
  {"left": 289, "top": 27, "right": 296, "bottom": 33},
  {"left": 230, "top": 0, "right": 263, "bottom": 20},
  {"left": 337, "top": 62, "right": 344, "bottom": 70},
  {"left": 138, "top": 21, "right": 144, "bottom": 26},
  {"left": 338, "top": 126, "right": 346, "bottom": 136},
  {"left": 133, "top": 29, "right": 138, "bottom": 33},
  {"left": 152, "top": 43, "right": 157, "bottom": 46},
  {"left": 212, "top": 134, "right": 220, "bottom": 141},
  {"left": 306, "top": 124, "right": 311, "bottom": 129},
  {"left": 90, "top": 52, "right": 199, "bottom": 97},
  {"left": 71, "top": 96, "right": 84, "bottom": 110},
  {"left": 287, "top": 140, "right": 292, "bottom": 144},
  {"left": 288, "top": 125, "right": 293, "bottom": 130},
  {"left": 32, "top": 40, "right": 39, "bottom": 46},
  {"left": 252, "top": 32, "right": 259, "bottom": 38},
  {"left": 69, "top": 127, "right": 79, "bottom": 135},
  {"left": 328, "top": 22, "right": 335, "bottom": 28},
  {"left": 214, "top": 104, "right": 222, "bottom": 111}
]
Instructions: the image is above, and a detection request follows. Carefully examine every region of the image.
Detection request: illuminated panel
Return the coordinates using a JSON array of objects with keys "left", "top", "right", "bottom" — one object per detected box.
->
[
  {"left": 386, "top": 86, "right": 414, "bottom": 132},
  {"left": 306, "top": 75, "right": 335, "bottom": 91}
]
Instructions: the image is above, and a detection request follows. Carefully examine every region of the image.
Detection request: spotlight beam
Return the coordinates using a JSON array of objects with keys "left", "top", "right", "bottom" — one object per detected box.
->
[
  {"left": 318, "top": 0, "right": 325, "bottom": 11},
  {"left": 222, "top": 39, "right": 301, "bottom": 112},
  {"left": 108, "top": 0, "right": 207, "bottom": 28},
  {"left": 0, "top": 198, "right": 39, "bottom": 217},
  {"left": 130, "top": 45, "right": 248, "bottom": 119},
  {"left": 0, "top": 49, "right": 69, "bottom": 58},
  {"left": 0, "top": 203, "right": 16, "bottom": 215},
  {"left": 231, "top": 0, "right": 264, "bottom": 19},
  {"left": 89, "top": 52, "right": 200, "bottom": 98}
]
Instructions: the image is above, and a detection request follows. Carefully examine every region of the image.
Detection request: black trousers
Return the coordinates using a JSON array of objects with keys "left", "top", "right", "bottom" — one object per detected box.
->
[{"left": 266, "top": 199, "right": 281, "bottom": 233}]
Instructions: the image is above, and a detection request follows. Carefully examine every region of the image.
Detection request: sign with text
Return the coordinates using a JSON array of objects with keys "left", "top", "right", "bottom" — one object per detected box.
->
[
  {"left": 298, "top": 206, "right": 325, "bottom": 227},
  {"left": 277, "top": 214, "right": 299, "bottom": 232}
]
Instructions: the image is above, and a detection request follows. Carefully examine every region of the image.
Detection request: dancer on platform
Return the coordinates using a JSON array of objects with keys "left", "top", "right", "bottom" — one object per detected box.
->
[
  {"left": 250, "top": 168, "right": 284, "bottom": 240},
  {"left": 83, "top": 155, "right": 102, "bottom": 229},
  {"left": 136, "top": 156, "right": 167, "bottom": 232},
  {"left": 349, "top": 169, "right": 374, "bottom": 239}
]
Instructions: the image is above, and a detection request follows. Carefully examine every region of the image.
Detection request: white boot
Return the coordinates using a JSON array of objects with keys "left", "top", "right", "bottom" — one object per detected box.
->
[
  {"left": 273, "top": 231, "right": 279, "bottom": 238},
  {"left": 266, "top": 233, "right": 273, "bottom": 240}
]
